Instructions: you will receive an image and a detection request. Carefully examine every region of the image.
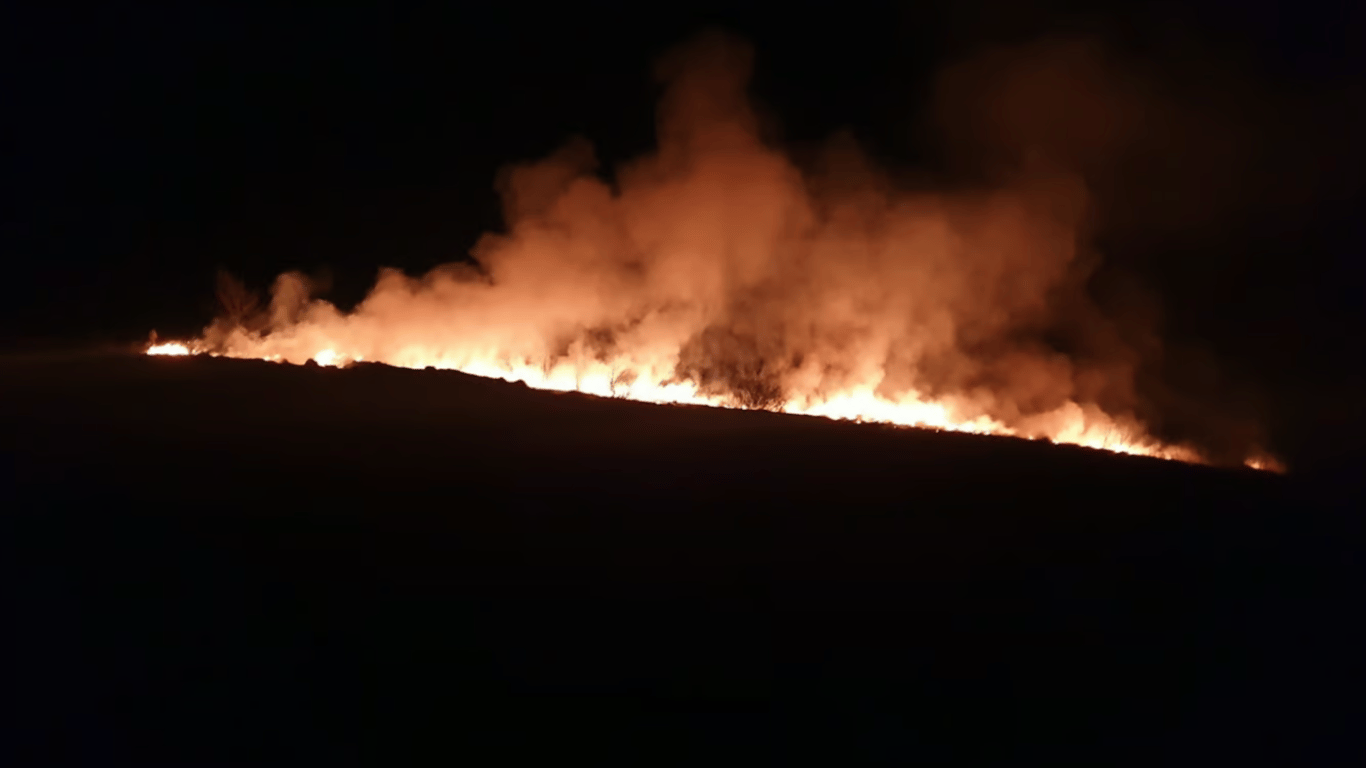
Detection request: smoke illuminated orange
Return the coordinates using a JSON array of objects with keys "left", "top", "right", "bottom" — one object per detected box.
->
[{"left": 145, "top": 33, "right": 1283, "bottom": 471}]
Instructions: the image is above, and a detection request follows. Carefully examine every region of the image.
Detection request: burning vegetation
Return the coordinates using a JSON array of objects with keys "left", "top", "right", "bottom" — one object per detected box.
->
[{"left": 148, "top": 32, "right": 1283, "bottom": 470}]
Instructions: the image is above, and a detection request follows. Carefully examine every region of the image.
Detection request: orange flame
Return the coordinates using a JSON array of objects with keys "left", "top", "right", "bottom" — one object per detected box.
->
[
  {"left": 146, "top": 342, "right": 192, "bottom": 356},
  {"left": 146, "top": 34, "right": 1285, "bottom": 471},
  {"left": 144, "top": 338, "right": 1207, "bottom": 463}
]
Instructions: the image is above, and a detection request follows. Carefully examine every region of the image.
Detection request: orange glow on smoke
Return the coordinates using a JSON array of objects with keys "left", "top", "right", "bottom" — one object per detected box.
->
[
  {"left": 145, "top": 34, "right": 1283, "bottom": 471},
  {"left": 1242, "top": 455, "right": 1286, "bottom": 474}
]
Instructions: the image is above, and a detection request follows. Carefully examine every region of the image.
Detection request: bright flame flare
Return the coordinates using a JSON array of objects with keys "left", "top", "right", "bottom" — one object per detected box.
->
[{"left": 146, "top": 342, "right": 191, "bottom": 356}]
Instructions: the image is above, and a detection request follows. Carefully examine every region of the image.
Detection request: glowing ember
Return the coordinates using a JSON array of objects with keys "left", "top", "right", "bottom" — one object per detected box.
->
[
  {"left": 1243, "top": 455, "right": 1287, "bottom": 474},
  {"left": 147, "top": 342, "right": 191, "bottom": 356},
  {"left": 144, "top": 34, "right": 1281, "bottom": 471}
]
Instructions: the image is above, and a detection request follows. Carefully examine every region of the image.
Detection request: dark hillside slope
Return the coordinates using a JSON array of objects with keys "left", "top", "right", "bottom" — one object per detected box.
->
[{"left": 3, "top": 352, "right": 1362, "bottom": 764}]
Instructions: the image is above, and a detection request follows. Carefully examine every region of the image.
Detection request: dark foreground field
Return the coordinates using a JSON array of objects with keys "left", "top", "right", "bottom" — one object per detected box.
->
[{"left": 3, "top": 351, "right": 1363, "bottom": 764}]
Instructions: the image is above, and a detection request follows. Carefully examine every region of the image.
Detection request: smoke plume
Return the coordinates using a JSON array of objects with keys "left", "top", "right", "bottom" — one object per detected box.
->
[{"left": 197, "top": 30, "right": 1281, "bottom": 465}]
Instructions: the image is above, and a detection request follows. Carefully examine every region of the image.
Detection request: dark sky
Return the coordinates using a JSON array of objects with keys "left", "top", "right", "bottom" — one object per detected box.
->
[
  {"left": 2, "top": 0, "right": 1363, "bottom": 463},
  {"left": 1, "top": 3, "right": 932, "bottom": 341}
]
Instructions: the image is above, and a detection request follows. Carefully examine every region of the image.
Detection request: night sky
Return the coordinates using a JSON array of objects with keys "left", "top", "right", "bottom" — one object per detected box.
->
[{"left": 4, "top": 0, "right": 1364, "bottom": 465}]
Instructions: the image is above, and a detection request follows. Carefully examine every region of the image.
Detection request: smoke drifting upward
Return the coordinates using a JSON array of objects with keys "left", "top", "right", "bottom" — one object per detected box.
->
[{"left": 193, "top": 31, "right": 1275, "bottom": 466}]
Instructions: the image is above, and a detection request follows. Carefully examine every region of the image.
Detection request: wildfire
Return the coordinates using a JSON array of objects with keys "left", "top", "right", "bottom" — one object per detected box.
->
[
  {"left": 146, "top": 342, "right": 191, "bottom": 356},
  {"left": 142, "top": 338, "right": 1212, "bottom": 463},
  {"left": 1242, "top": 455, "right": 1287, "bottom": 474},
  {"left": 141, "top": 33, "right": 1284, "bottom": 473}
]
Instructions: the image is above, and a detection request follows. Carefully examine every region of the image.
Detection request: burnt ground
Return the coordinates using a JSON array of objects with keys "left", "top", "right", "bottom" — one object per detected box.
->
[{"left": 3, "top": 350, "right": 1363, "bottom": 764}]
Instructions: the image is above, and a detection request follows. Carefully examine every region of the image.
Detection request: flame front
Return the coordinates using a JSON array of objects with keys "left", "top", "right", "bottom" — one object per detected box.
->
[
  {"left": 145, "top": 33, "right": 1285, "bottom": 470},
  {"left": 146, "top": 342, "right": 191, "bottom": 356},
  {"left": 143, "top": 336, "right": 1201, "bottom": 461}
]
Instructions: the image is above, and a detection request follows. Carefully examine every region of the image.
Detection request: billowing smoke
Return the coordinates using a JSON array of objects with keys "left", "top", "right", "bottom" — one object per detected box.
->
[{"left": 196, "top": 31, "right": 1279, "bottom": 465}]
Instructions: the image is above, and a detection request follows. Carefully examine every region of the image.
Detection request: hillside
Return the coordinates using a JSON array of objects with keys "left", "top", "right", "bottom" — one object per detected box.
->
[{"left": 4, "top": 351, "right": 1362, "bottom": 764}]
